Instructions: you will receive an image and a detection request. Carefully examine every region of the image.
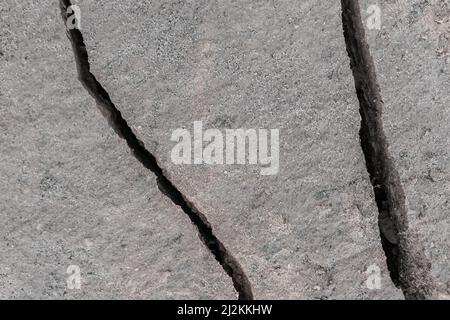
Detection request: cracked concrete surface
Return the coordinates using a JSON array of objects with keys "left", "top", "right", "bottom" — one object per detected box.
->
[
  {"left": 72, "top": 0, "right": 401, "bottom": 299},
  {"left": 0, "top": 0, "right": 234, "bottom": 299},
  {"left": 361, "top": 0, "right": 450, "bottom": 298},
  {"left": 0, "top": 0, "right": 447, "bottom": 299}
]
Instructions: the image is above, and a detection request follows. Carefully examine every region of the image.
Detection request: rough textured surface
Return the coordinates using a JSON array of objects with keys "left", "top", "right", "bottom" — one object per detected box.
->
[
  {"left": 361, "top": 0, "right": 450, "bottom": 298},
  {"left": 79, "top": 0, "right": 401, "bottom": 299},
  {"left": 1, "top": 0, "right": 447, "bottom": 300},
  {"left": 0, "top": 0, "right": 234, "bottom": 299}
]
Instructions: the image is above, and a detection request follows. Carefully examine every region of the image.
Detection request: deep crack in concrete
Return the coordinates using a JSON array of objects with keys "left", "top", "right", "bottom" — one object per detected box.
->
[
  {"left": 59, "top": 0, "right": 253, "bottom": 300},
  {"left": 341, "top": 0, "right": 436, "bottom": 299}
]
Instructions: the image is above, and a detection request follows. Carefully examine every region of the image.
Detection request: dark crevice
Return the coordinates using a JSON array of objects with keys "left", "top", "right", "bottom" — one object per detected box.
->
[
  {"left": 341, "top": 0, "right": 436, "bottom": 299},
  {"left": 59, "top": 0, "right": 253, "bottom": 300}
]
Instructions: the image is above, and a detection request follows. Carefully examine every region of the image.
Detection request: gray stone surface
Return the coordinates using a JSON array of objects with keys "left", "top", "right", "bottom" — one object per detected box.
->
[
  {"left": 2, "top": 0, "right": 447, "bottom": 300},
  {"left": 361, "top": 0, "right": 449, "bottom": 298},
  {"left": 0, "top": 0, "right": 234, "bottom": 299},
  {"left": 79, "top": 0, "right": 402, "bottom": 299}
]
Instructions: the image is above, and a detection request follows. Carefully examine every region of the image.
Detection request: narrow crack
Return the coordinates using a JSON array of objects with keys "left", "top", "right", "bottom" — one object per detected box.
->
[
  {"left": 59, "top": 0, "right": 253, "bottom": 300},
  {"left": 341, "top": 0, "right": 436, "bottom": 299}
]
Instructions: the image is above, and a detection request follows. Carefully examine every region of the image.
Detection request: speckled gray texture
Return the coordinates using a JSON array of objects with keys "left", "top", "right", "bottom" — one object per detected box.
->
[
  {"left": 77, "top": 0, "right": 402, "bottom": 299},
  {"left": 1, "top": 0, "right": 447, "bottom": 300},
  {"left": 0, "top": 0, "right": 234, "bottom": 299},
  {"left": 360, "top": 0, "right": 449, "bottom": 298}
]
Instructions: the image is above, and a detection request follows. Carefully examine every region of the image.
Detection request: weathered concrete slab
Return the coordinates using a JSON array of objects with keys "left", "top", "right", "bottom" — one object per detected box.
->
[
  {"left": 79, "top": 0, "right": 402, "bottom": 298},
  {"left": 360, "top": 0, "right": 449, "bottom": 298},
  {"left": 0, "top": 0, "right": 234, "bottom": 299}
]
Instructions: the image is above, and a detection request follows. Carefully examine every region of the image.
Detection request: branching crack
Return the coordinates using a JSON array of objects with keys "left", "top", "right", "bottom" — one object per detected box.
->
[
  {"left": 341, "top": 0, "right": 436, "bottom": 299},
  {"left": 59, "top": 0, "right": 253, "bottom": 300}
]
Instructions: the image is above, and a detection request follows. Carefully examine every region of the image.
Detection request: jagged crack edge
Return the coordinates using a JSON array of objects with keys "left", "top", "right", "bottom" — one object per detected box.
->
[
  {"left": 59, "top": 0, "right": 253, "bottom": 300},
  {"left": 340, "top": 0, "right": 435, "bottom": 300}
]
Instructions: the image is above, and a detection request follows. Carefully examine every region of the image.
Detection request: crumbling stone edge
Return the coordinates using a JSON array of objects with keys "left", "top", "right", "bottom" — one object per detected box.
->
[{"left": 341, "top": 0, "right": 437, "bottom": 300}]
